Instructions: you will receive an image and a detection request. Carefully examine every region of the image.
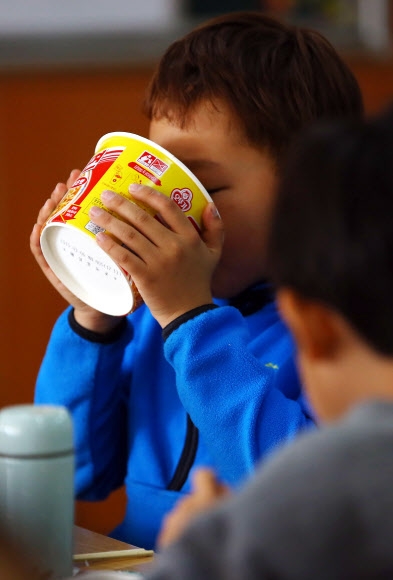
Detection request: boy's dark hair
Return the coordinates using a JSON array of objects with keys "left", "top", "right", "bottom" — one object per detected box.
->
[
  {"left": 143, "top": 11, "right": 364, "bottom": 160},
  {"left": 267, "top": 103, "right": 393, "bottom": 355}
]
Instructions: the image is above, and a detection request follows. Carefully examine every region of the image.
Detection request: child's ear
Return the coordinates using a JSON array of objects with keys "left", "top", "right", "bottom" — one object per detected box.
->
[{"left": 276, "top": 288, "right": 340, "bottom": 360}]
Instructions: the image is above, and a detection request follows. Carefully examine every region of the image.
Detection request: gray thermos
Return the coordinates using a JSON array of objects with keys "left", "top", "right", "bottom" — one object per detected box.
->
[{"left": 0, "top": 404, "right": 75, "bottom": 578}]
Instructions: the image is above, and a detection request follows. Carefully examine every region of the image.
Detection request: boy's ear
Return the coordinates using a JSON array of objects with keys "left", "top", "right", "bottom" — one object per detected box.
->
[{"left": 276, "top": 288, "right": 340, "bottom": 360}]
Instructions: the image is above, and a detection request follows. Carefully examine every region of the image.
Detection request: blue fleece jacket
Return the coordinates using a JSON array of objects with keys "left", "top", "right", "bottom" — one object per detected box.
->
[{"left": 35, "top": 287, "right": 313, "bottom": 549}]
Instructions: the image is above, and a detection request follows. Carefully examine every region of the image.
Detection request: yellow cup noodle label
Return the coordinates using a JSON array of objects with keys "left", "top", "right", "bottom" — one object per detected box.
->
[{"left": 46, "top": 133, "right": 210, "bottom": 239}]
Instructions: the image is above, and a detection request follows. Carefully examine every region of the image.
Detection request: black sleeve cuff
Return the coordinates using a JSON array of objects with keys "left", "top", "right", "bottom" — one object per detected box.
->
[
  {"left": 162, "top": 304, "right": 218, "bottom": 342},
  {"left": 68, "top": 308, "right": 129, "bottom": 344}
]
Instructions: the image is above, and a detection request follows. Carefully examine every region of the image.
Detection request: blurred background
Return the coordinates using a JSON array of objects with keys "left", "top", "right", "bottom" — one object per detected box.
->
[{"left": 1, "top": 0, "right": 392, "bottom": 535}]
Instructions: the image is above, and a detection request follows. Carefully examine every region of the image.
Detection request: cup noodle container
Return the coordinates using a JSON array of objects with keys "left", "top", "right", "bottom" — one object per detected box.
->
[{"left": 40, "top": 132, "right": 212, "bottom": 316}]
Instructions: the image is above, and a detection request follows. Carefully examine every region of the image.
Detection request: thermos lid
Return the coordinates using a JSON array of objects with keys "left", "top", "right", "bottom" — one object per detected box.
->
[{"left": 0, "top": 404, "right": 73, "bottom": 456}]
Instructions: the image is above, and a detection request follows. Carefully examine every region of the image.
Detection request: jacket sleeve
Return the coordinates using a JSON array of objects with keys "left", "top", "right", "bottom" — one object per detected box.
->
[
  {"left": 34, "top": 307, "right": 134, "bottom": 500},
  {"left": 163, "top": 304, "right": 314, "bottom": 486}
]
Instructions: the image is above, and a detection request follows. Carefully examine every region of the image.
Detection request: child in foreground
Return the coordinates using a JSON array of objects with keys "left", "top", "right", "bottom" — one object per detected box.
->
[
  {"left": 144, "top": 104, "right": 393, "bottom": 579},
  {"left": 30, "top": 11, "right": 363, "bottom": 549}
]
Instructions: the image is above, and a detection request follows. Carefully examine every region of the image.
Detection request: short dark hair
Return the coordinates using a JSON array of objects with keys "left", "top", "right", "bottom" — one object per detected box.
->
[
  {"left": 267, "top": 103, "right": 393, "bottom": 355},
  {"left": 143, "top": 11, "right": 364, "bottom": 160}
]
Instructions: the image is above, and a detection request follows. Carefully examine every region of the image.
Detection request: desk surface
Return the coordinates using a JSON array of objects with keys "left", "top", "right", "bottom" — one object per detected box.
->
[{"left": 74, "top": 526, "right": 154, "bottom": 572}]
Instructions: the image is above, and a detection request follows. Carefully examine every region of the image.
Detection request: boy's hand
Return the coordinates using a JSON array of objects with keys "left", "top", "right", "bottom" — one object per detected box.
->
[
  {"left": 30, "top": 170, "right": 124, "bottom": 334},
  {"left": 157, "top": 468, "right": 230, "bottom": 549},
  {"left": 89, "top": 184, "right": 224, "bottom": 328}
]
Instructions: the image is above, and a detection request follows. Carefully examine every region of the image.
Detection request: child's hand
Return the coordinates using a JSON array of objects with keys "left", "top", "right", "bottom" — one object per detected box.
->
[
  {"left": 30, "top": 169, "right": 83, "bottom": 308},
  {"left": 30, "top": 170, "right": 124, "bottom": 334},
  {"left": 89, "top": 184, "right": 225, "bottom": 328},
  {"left": 157, "top": 468, "right": 230, "bottom": 549}
]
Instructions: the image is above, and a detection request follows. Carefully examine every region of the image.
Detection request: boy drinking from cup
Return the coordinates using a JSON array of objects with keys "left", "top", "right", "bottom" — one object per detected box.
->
[{"left": 30, "top": 11, "right": 363, "bottom": 549}]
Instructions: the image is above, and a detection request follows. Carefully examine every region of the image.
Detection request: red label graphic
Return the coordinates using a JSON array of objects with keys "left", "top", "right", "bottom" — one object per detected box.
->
[
  {"left": 72, "top": 176, "right": 88, "bottom": 188},
  {"left": 51, "top": 147, "right": 125, "bottom": 223},
  {"left": 128, "top": 162, "right": 162, "bottom": 186},
  {"left": 63, "top": 205, "right": 81, "bottom": 220},
  {"left": 136, "top": 151, "right": 169, "bottom": 176},
  {"left": 171, "top": 188, "right": 193, "bottom": 212},
  {"left": 76, "top": 148, "right": 125, "bottom": 203}
]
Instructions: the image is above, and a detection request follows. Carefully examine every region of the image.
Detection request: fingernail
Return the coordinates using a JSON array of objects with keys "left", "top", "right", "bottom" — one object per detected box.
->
[
  {"left": 89, "top": 206, "right": 103, "bottom": 218},
  {"left": 129, "top": 183, "right": 142, "bottom": 192},
  {"left": 210, "top": 204, "right": 221, "bottom": 219},
  {"left": 95, "top": 232, "right": 107, "bottom": 244},
  {"left": 101, "top": 190, "right": 115, "bottom": 201}
]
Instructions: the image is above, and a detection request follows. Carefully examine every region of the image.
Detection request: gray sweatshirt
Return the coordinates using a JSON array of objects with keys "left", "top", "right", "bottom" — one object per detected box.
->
[{"left": 145, "top": 401, "right": 393, "bottom": 580}]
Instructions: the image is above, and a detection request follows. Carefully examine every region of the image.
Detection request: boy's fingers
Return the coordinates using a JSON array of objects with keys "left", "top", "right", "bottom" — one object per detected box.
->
[
  {"left": 37, "top": 199, "right": 56, "bottom": 226},
  {"left": 99, "top": 188, "right": 186, "bottom": 250},
  {"left": 66, "top": 169, "right": 81, "bottom": 189},
  {"left": 201, "top": 203, "right": 225, "bottom": 253},
  {"left": 52, "top": 181, "right": 68, "bottom": 199},
  {"left": 98, "top": 190, "right": 162, "bottom": 246},
  {"left": 37, "top": 176, "right": 76, "bottom": 226},
  {"left": 192, "top": 468, "right": 222, "bottom": 495},
  {"left": 128, "top": 184, "right": 200, "bottom": 234},
  {"left": 192, "top": 467, "right": 231, "bottom": 498},
  {"left": 30, "top": 224, "right": 50, "bottom": 269},
  {"left": 192, "top": 467, "right": 218, "bottom": 487},
  {"left": 30, "top": 223, "right": 41, "bottom": 251},
  {"left": 35, "top": 183, "right": 67, "bottom": 225}
]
